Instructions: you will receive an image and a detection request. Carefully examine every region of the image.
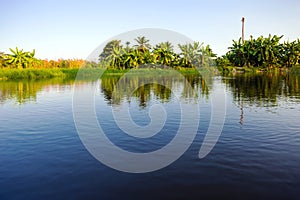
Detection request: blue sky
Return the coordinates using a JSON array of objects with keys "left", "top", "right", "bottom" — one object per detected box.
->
[{"left": 1, "top": 0, "right": 299, "bottom": 59}]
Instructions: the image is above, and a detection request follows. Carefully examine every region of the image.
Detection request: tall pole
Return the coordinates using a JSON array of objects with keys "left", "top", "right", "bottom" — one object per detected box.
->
[
  {"left": 240, "top": 17, "right": 245, "bottom": 125},
  {"left": 241, "top": 17, "right": 245, "bottom": 43}
]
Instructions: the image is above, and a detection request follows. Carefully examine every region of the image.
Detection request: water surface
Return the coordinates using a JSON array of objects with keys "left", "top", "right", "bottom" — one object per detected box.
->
[{"left": 0, "top": 73, "right": 300, "bottom": 199}]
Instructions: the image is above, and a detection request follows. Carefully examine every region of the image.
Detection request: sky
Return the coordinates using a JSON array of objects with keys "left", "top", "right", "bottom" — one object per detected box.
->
[{"left": 1, "top": 0, "right": 299, "bottom": 60}]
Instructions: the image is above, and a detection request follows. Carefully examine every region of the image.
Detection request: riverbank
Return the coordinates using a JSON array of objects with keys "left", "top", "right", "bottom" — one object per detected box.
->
[
  {"left": 1, "top": 66, "right": 299, "bottom": 81},
  {"left": 0, "top": 68, "right": 102, "bottom": 81},
  {"left": 217, "top": 65, "right": 300, "bottom": 75},
  {"left": 0, "top": 68, "right": 207, "bottom": 81}
]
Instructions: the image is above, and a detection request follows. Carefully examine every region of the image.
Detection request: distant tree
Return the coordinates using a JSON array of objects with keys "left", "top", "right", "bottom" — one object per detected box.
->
[
  {"left": 279, "top": 40, "right": 300, "bottom": 68},
  {"left": 134, "top": 36, "right": 151, "bottom": 51},
  {"left": 178, "top": 44, "right": 192, "bottom": 67},
  {"left": 201, "top": 44, "right": 217, "bottom": 67},
  {"left": 98, "top": 36, "right": 217, "bottom": 69},
  {"left": 0, "top": 52, "right": 7, "bottom": 68},
  {"left": 225, "top": 35, "right": 285, "bottom": 68},
  {"left": 106, "top": 46, "right": 125, "bottom": 69},
  {"left": 155, "top": 41, "right": 174, "bottom": 52},
  {"left": 99, "top": 40, "right": 122, "bottom": 61},
  {"left": 125, "top": 41, "right": 131, "bottom": 52},
  {"left": 153, "top": 48, "right": 174, "bottom": 66},
  {"left": 7, "top": 47, "right": 37, "bottom": 69},
  {"left": 178, "top": 42, "right": 204, "bottom": 67}
]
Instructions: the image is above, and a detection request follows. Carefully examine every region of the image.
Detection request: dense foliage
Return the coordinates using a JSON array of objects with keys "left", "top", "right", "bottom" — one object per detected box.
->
[
  {"left": 0, "top": 47, "right": 98, "bottom": 69},
  {"left": 217, "top": 35, "right": 300, "bottom": 69},
  {"left": 99, "top": 36, "right": 216, "bottom": 69},
  {"left": 1, "top": 34, "right": 299, "bottom": 74}
]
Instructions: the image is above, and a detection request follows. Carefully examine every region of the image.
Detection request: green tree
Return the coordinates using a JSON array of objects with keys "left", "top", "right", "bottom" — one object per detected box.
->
[
  {"left": 279, "top": 40, "right": 300, "bottom": 68},
  {"left": 125, "top": 41, "right": 131, "bottom": 52},
  {"left": 98, "top": 37, "right": 215, "bottom": 69},
  {"left": 178, "top": 43, "right": 192, "bottom": 67},
  {"left": 153, "top": 48, "right": 174, "bottom": 66},
  {"left": 134, "top": 36, "right": 151, "bottom": 51},
  {"left": 99, "top": 40, "right": 122, "bottom": 61},
  {"left": 106, "top": 46, "right": 125, "bottom": 69},
  {"left": 155, "top": 41, "right": 174, "bottom": 52},
  {"left": 201, "top": 45, "right": 217, "bottom": 67},
  {"left": 0, "top": 52, "right": 8, "bottom": 68},
  {"left": 7, "top": 47, "right": 37, "bottom": 69},
  {"left": 225, "top": 35, "right": 285, "bottom": 68},
  {"left": 227, "top": 38, "right": 246, "bottom": 67},
  {"left": 121, "top": 48, "right": 140, "bottom": 68},
  {"left": 178, "top": 42, "right": 204, "bottom": 68}
]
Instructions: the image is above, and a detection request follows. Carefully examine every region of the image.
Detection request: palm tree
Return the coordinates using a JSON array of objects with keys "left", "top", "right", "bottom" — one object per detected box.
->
[
  {"left": 178, "top": 44, "right": 192, "bottom": 67},
  {"left": 125, "top": 41, "right": 131, "bottom": 52},
  {"left": 99, "top": 40, "right": 122, "bottom": 61},
  {"left": 7, "top": 47, "right": 37, "bottom": 69},
  {"left": 122, "top": 49, "right": 140, "bottom": 68},
  {"left": 201, "top": 45, "right": 216, "bottom": 67},
  {"left": 259, "top": 34, "right": 282, "bottom": 68},
  {"left": 153, "top": 48, "right": 174, "bottom": 66},
  {"left": 106, "top": 46, "right": 125, "bottom": 69},
  {"left": 155, "top": 42, "right": 174, "bottom": 52},
  {"left": 0, "top": 52, "right": 7, "bottom": 68},
  {"left": 223, "top": 34, "right": 290, "bottom": 68},
  {"left": 134, "top": 36, "right": 151, "bottom": 51},
  {"left": 190, "top": 42, "right": 203, "bottom": 67},
  {"left": 227, "top": 38, "right": 247, "bottom": 67},
  {"left": 178, "top": 42, "right": 204, "bottom": 68},
  {"left": 279, "top": 40, "right": 300, "bottom": 68}
]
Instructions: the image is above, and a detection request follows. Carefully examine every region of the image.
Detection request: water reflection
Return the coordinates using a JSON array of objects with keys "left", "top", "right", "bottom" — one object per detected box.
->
[
  {"left": 222, "top": 73, "right": 300, "bottom": 124},
  {"left": 0, "top": 79, "right": 75, "bottom": 104},
  {"left": 100, "top": 73, "right": 209, "bottom": 107},
  {"left": 1, "top": 73, "right": 299, "bottom": 108},
  {"left": 223, "top": 73, "right": 300, "bottom": 106}
]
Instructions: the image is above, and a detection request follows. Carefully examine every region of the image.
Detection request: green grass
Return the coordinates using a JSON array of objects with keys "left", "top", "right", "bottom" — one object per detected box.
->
[
  {"left": 0, "top": 68, "right": 66, "bottom": 80},
  {"left": 0, "top": 68, "right": 106, "bottom": 81},
  {"left": 63, "top": 68, "right": 104, "bottom": 80},
  {"left": 0, "top": 67, "right": 210, "bottom": 81},
  {"left": 101, "top": 68, "right": 205, "bottom": 77},
  {"left": 217, "top": 65, "right": 300, "bottom": 75}
]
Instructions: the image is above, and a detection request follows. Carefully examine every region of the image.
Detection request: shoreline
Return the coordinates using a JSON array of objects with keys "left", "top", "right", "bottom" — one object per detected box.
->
[
  {"left": 0, "top": 66, "right": 299, "bottom": 81},
  {"left": 0, "top": 68, "right": 204, "bottom": 81}
]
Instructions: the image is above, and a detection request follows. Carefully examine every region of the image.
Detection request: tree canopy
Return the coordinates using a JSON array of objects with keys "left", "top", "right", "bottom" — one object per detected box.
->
[
  {"left": 98, "top": 36, "right": 216, "bottom": 69},
  {"left": 217, "top": 35, "right": 300, "bottom": 69}
]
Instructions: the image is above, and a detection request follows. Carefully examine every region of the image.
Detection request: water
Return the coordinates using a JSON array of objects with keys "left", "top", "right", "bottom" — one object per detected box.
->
[{"left": 0, "top": 73, "right": 300, "bottom": 199}]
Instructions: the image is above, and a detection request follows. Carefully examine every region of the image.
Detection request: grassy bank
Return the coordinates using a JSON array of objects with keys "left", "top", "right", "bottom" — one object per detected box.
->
[
  {"left": 102, "top": 68, "right": 203, "bottom": 76},
  {"left": 0, "top": 68, "right": 105, "bottom": 81},
  {"left": 0, "top": 67, "right": 208, "bottom": 81},
  {"left": 0, "top": 68, "right": 66, "bottom": 80},
  {"left": 217, "top": 65, "right": 300, "bottom": 75},
  {"left": 2, "top": 66, "right": 299, "bottom": 81}
]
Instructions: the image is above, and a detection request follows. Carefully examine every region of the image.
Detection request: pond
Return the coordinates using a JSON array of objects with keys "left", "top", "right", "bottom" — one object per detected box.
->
[{"left": 0, "top": 72, "right": 300, "bottom": 199}]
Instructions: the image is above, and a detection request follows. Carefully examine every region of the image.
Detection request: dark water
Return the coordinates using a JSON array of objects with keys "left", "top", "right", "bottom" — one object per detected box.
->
[{"left": 0, "top": 73, "right": 300, "bottom": 199}]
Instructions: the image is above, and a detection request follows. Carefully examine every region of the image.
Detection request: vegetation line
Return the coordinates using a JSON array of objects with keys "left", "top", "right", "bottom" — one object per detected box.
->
[{"left": 1, "top": 34, "right": 299, "bottom": 80}]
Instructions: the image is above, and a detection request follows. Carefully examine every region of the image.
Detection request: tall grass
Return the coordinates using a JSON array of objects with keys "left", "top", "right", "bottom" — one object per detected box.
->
[
  {"left": 0, "top": 68, "right": 107, "bottom": 81},
  {"left": 101, "top": 68, "right": 202, "bottom": 77},
  {"left": 0, "top": 68, "right": 66, "bottom": 80},
  {"left": 0, "top": 67, "right": 206, "bottom": 81}
]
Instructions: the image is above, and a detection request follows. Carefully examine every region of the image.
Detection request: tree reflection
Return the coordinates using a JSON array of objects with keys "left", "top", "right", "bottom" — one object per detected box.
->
[
  {"left": 222, "top": 73, "right": 300, "bottom": 125},
  {"left": 100, "top": 73, "right": 208, "bottom": 107},
  {"left": 0, "top": 72, "right": 213, "bottom": 106},
  {"left": 0, "top": 81, "right": 39, "bottom": 104},
  {"left": 2, "top": 72, "right": 298, "bottom": 109},
  {"left": 223, "top": 73, "right": 300, "bottom": 107},
  {"left": 0, "top": 78, "right": 75, "bottom": 104}
]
